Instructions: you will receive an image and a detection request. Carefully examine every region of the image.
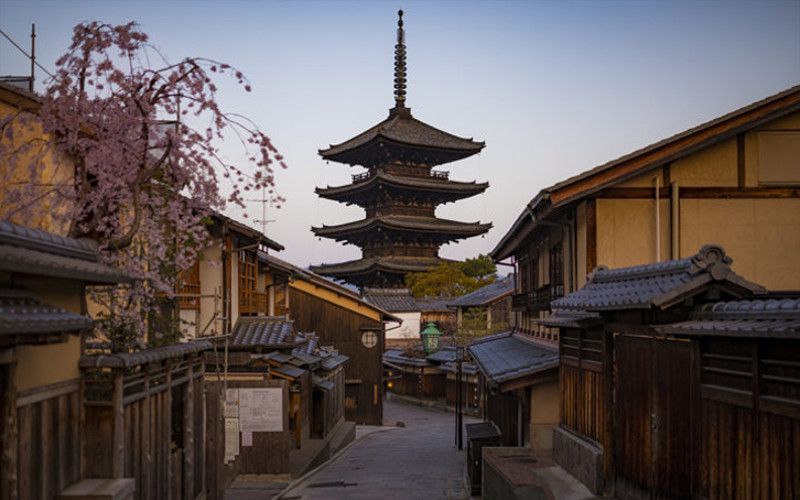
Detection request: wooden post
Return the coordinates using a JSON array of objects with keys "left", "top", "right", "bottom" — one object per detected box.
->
[
  {"left": 183, "top": 362, "right": 194, "bottom": 500},
  {"left": 197, "top": 358, "right": 206, "bottom": 497},
  {"left": 142, "top": 368, "right": 151, "bottom": 500},
  {"left": 1, "top": 360, "right": 18, "bottom": 500},
  {"left": 112, "top": 371, "right": 125, "bottom": 478},
  {"left": 165, "top": 361, "right": 173, "bottom": 500}
]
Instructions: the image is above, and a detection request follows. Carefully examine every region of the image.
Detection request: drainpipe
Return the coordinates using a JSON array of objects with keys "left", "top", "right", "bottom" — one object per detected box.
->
[
  {"left": 671, "top": 182, "right": 680, "bottom": 259},
  {"left": 654, "top": 175, "right": 661, "bottom": 262},
  {"left": 222, "top": 224, "right": 229, "bottom": 334}
]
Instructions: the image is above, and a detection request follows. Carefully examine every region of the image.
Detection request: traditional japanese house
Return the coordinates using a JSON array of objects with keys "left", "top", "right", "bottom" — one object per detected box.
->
[
  {"left": 541, "top": 245, "right": 788, "bottom": 498},
  {"left": 259, "top": 253, "right": 397, "bottom": 425},
  {"left": 449, "top": 276, "right": 515, "bottom": 337},
  {"left": 311, "top": 11, "right": 491, "bottom": 289},
  {"left": 416, "top": 297, "right": 457, "bottom": 335},
  {"left": 491, "top": 84, "right": 800, "bottom": 346},
  {"left": 177, "top": 214, "right": 284, "bottom": 339},
  {"left": 203, "top": 315, "right": 349, "bottom": 491},
  {"left": 383, "top": 343, "right": 481, "bottom": 411},
  {"left": 363, "top": 288, "right": 421, "bottom": 348},
  {"left": 468, "top": 331, "right": 559, "bottom": 453},
  {"left": 0, "top": 220, "right": 131, "bottom": 500}
]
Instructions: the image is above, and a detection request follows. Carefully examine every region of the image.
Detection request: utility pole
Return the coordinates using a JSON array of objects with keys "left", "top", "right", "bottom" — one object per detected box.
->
[
  {"left": 29, "top": 24, "right": 35, "bottom": 92},
  {"left": 249, "top": 185, "right": 275, "bottom": 235}
]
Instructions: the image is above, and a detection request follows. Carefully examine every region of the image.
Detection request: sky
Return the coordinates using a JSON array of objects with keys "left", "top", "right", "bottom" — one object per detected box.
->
[{"left": 1, "top": 0, "right": 799, "bottom": 269}]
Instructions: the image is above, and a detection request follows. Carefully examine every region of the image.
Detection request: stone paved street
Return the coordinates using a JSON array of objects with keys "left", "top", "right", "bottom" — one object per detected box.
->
[{"left": 278, "top": 398, "right": 478, "bottom": 499}]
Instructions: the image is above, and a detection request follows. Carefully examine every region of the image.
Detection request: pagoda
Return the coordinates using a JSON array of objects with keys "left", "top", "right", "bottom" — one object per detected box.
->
[{"left": 311, "top": 10, "right": 491, "bottom": 289}]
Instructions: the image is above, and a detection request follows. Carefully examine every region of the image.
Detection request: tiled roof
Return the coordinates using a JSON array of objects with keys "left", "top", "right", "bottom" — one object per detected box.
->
[
  {"left": 0, "top": 220, "right": 131, "bottom": 284},
  {"left": 316, "top": 172, "right": 488, "bottom": 202},
  {"left": 415, "top": 297, "right": 453, "bottom": 312},
  {"left": 230, "top": 316, "right": 296, "bottom": 348},
  {"left": 363, "top": 288, "right": 419, "bottom": 313},
  {"left": 80, "top": 340, "right": 212, "bottom": 368},
  {"left": 271, "top": 364, "right": 306, "bottom": 379},
  {"left": 312, "top": 215, "right": 491, "bottom": 242},
  {"left": 536, "top": 310, "right": 602, "bottom": 329},
  {"left": 468, "top": 331, "right": 558, "bottom": 385},
  {"left": 551, "top": 246, "right": 764, "bottom": 312},
  {"left": 449, "top": 276, "right": 515, "bottom": 308},
  {"left": 383, "top": 348, "right": 431, "bottom": 367},
  {"left": 320, "top": 353, "right": 349, "bottom": 370},
  {"left": 319, "top": 107, "right": 485, "bottom": 168},
  {"left": 311, "top": 256, "right": 443, "bottom": 277},
  {"left": 426, "top": 346, "right": 459, "bottom": 363},
  {"left": 313, "top": 375, "right": 335, "bottom": 391},
  {"left": 0, "top": 288, "right": 91, "bottom": 341},
  {"left": 656, "top": 298, "right": 800, "bottom": 338},
  {"left": 441, "top": 361, "right": 480, "bottom": 375},
  {"left": 258, "top": 252, "right": 399, "bottom": 322}
]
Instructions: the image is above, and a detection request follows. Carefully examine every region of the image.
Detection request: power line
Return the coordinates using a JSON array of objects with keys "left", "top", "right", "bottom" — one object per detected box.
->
[{"left": 0, "top": 28, "right": 55, "bottom": 78}]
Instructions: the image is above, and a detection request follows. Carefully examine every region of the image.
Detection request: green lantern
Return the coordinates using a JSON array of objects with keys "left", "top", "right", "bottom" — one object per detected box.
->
[{"left": 420, "top": 321, "right": 443, "bottom": 354}]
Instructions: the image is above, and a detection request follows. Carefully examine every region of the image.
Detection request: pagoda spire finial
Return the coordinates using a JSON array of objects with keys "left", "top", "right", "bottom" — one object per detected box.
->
[{"left": 393, "top": 9, "right": 407, "bottom": 109}]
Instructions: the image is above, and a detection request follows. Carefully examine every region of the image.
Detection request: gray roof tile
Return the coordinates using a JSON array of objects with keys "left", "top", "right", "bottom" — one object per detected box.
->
[
  {"left": 231, "top": 317, "right": 295, "bottom": 348},
  {"left": 552, "top": 246, "right": 764, "bottom": 311},
  {"left": 80, "top": 340, "right": 211, "bottom": 368},
  {"left": 449, "top": 276, "right": 514, "bottom": 308},
  {"left": 0, "top": 288, "right": 91, "bottom": 340},
  {"left": 0, "top": 220, "right": 131, "bottom": 284},
  {"left": 363, "top": 288, "right": 419, "bottom": 312},
  {"left": 383, "top": 348, "right": 431, "bottom": 367},
  {"left": 468, "top": 331, "right": 558, "bottom": 385},
  {"left": 536, "top": 310, "right": 602, "bottom": 329},
  {"left": 656, "top": 298, "right": 800, "bottom": 338}
]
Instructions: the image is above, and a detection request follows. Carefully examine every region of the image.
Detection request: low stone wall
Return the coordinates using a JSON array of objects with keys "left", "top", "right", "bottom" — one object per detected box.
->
[{"left": 552, "top": 426, "right": 603, "bottom": 494}]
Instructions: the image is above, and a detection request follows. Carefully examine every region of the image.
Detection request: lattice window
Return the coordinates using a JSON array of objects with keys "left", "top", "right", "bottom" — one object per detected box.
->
[
  {"left": 178, "top": 261, "right": 200, "bottom": 310},
  {"left": 550, "top": 241, "right": 564, "bottom": 298},
  {"left": 238, "top": 251, "right": 257, "bottom": 315}
]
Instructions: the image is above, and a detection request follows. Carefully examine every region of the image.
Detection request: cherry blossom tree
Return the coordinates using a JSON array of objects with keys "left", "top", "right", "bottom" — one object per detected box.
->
[{"left": 0, "top": 22, "right": 285, "bottom": 350}]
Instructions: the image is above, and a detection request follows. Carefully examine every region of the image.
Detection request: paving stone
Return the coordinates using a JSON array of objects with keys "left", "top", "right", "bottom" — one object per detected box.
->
[{"left": 279, "top": 398, "right": 477, "bottom": 499}]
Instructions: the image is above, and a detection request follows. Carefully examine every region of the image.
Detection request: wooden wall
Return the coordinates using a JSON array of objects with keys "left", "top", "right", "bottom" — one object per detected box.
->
[
  {"left": 696, "top": 338, "right": 800, "bottom": 500},
  {"left": 487, "top": 389, "right": 520, "bottom": 447},
  {"left": 559, "top": 327, "right": 606, "bottom": 444},
  {"left": 13, "top": 379, "right": 81, "bottom": 500},
  {"left": 445, "top": 377, "right": 480, "bottom": 409},
  {"left": 289, "top": 288, "right": 384, "bottom": 425}
]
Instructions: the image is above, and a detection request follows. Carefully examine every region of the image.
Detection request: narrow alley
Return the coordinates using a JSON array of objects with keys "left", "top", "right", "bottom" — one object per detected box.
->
[{"left": 278, "top": 399, "right": 477, "bottom": 500}]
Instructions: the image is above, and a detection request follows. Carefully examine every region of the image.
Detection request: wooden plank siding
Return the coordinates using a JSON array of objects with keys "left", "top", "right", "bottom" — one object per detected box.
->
[
  {"left": 696, "top": 338, "right": 800, "bottom": 500},
  {"left": 14, "top": 384, "right": 81, "bottom": 500},
  {"left": 289, "top": 288, "right": 384, "bottom": 425}
]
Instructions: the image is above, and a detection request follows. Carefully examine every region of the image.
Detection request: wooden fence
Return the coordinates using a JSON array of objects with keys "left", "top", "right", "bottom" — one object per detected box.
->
[{"left": 80, "top": 343, "right": 209, "bottom": 500}]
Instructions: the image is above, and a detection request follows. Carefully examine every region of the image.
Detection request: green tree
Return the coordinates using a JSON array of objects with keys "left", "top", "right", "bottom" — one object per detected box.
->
[
  {"left": 405, "top": 256, "right": 497, "bottom": 298},
  {"left": 460, "top": 254, "right": 497, "bottom": 281}
]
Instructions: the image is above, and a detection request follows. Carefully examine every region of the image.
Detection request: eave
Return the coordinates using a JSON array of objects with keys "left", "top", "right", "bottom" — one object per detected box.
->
[{"left": 312, "top": 215, "right": 492, "bottom": 244}]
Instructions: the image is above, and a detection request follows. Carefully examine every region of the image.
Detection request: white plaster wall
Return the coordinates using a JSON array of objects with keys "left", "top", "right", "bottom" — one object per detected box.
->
[{"left": 385, "top": 311, "right": 422, "bottom": 341}]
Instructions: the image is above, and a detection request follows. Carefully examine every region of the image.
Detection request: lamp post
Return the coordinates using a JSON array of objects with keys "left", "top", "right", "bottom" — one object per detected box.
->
[
  {"left": 420, "top": 321, "right": 442, "bottom": 354},
  {"left": 456, "top": 345, "right": 464, "bottom": 450}
]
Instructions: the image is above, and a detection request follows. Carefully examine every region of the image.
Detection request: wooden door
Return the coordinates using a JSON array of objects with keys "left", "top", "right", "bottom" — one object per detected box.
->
[{"left": 614, "top": 335, "right": 692, "bottom": 500}]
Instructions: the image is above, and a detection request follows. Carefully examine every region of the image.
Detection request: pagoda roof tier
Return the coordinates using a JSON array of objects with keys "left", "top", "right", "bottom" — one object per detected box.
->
[
  {"left": 310, "top": 256, "right": 445, "bottom": 279},
  {"left": 311, "top": 215, "right": 491, "bottom": 245},
  {"left": 319, "top": 107, "right": 485, "bottom": 168},
  {"left": 315, "top": 172, "right": 489, "bottom": 204}
]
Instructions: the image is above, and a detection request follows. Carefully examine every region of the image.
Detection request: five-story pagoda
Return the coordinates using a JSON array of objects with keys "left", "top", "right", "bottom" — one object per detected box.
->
[{"left": 311, "top": 11, "right": 491, "bottom": 289}]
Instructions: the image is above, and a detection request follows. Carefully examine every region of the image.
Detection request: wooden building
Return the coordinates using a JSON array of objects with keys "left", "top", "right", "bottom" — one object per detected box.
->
[
  {"left": 449, "top": 275, "right": 515, "bottom": 338},
  {"left": 177, "top": 214, "right": 285, "bottom": 339},
  {"left": 260, "top": 253, "right": 397, "bottom": 426},
  {"left": 491, "top": 84, "right": 800, "bottom": 346},
  {"left": 202, "top": 315, "right": 348, "bottom": 494},
  {"left": 0, "top": 220, "right": 132, "bottom": 500},
  {"left": 542, "top": 245, "right": 800, "bottom": 499},
  {"left": 363, "top": 288, "right": 422, "bottom": 348},
  {"left": 383, "top": 344, "right": 482, "bottom": 411},
  {"left": 468, "top": 332, "right": 559, "bottom": 453},
  {"left": 311, "top": 11, "right": 490, "bottom": 289}
]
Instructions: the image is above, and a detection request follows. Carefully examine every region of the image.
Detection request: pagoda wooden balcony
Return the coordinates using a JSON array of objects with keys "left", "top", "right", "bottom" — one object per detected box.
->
[
  {"left": 352, "top": 171, "right": 371, "bottom": 182},
  {"left": 430, "top": 170, "right": 449, "bottom": 180}
]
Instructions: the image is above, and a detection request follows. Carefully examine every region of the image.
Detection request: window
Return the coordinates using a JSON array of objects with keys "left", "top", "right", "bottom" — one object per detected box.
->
[{"left": 238, "top": 251, "right": 257, "bottom": 315}]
